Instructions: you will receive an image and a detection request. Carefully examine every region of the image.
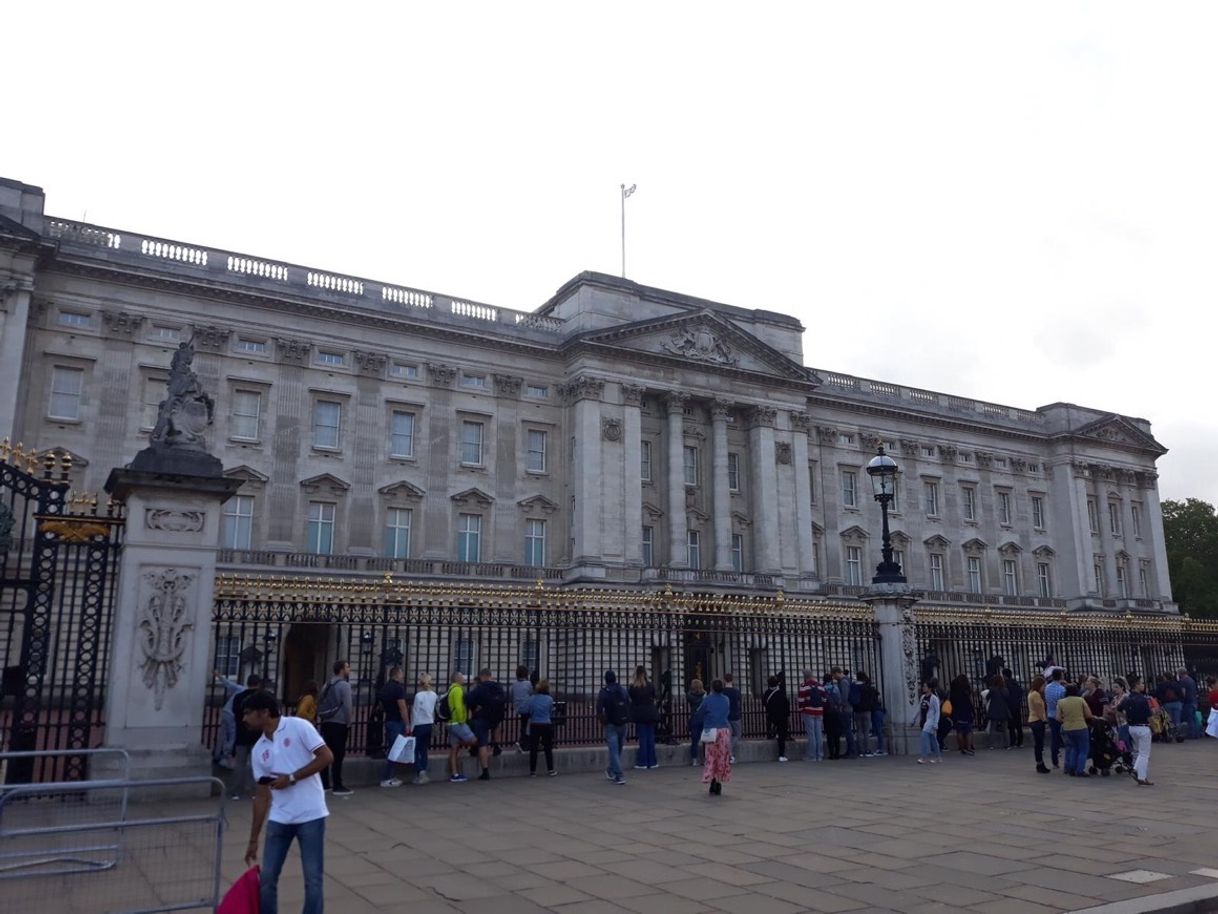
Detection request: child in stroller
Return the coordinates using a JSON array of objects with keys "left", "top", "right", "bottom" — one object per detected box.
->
[{"left": 1088, "top": 718, "right": 1132, "bottom": 776}]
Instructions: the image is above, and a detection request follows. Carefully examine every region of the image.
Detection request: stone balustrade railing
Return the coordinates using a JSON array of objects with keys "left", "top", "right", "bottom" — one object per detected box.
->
[{"left": 44, "top": 218, "right": 566, "bottom": 339}]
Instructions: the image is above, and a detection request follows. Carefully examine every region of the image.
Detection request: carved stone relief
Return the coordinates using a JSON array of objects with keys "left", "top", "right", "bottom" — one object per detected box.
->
[
  {"left": 138, "top": 568, "right": 196, "bottom": 711},
  {"left": 191, "top": 325, "right": 231, "bottom": 352},
  {"left": 749, "top": 405, "right": 777, "bottom": 428},
  {"left": 101, "top": 310, "right": 145, "bottom": 337},
  {"left": 602, "top": 417, "right": 623, "bottom": 442},
  {"left": 275, "top": 338, "right": 312, "bottom": 366},
  {"left": 660, "top": 324, "right": 738, "bottom": 365},
  {"left": 775, "top": 442, "right": 793, "bottom": 465},
  {"left": 145, "top": 508, "right": 205, "bottom": 533},
  {"left": 493, "top": 374, "right": 523, "bottom": 397},
  {"left": 563, "top": 376, "right": 605, "bottom": 403},
  {"left": 427, "top": 363, "right": 457, "bottom": 387},
  {"left": 621, "top": 384, "right": 644, "bottom": 407},
  {"left": 354, "top": 350, "right": 388, "bottom": 376}
]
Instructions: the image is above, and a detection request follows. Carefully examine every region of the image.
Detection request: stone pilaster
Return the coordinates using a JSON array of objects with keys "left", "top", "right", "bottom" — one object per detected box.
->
[
  {"left": 711, "top": 399, "right": 733, "bottom": 571},
  {"left": 665, "top": 391, "right": 690, "bottom": 568},
  {"left": 622, "top": 384, "right": 644, "bottom": 567},
  {"left": 791, "top": 412, "right": 815, "bottom": 576},
  {"left": 571, "top": 376, "right": 604, "bottom": 569},
  {"left": 863, "top": 587, "right": 920, "bottom": 756},
  {"left": 1139, "top": 471, "right": 1172, "bottom": 600},
  {"left": 748, "top": 405, "right": 780, "bottom": 574},
  {"left": 0, "top": 283, "right": 33, "bottom": 441}
]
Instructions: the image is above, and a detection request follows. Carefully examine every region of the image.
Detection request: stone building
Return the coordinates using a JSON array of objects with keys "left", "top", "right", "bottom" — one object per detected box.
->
[{"left": 0, "top": 175, "right": 1175, "bottom": 620}]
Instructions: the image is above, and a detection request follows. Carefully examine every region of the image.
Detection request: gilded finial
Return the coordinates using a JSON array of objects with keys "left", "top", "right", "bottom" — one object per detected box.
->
[{"left": 0, "top": 437, "right": 10, "bottom": 462}]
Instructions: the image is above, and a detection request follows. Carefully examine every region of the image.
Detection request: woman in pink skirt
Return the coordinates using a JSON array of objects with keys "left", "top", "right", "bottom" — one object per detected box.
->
[{"left": 699, "top": 679, "right": 733, "bottom": 795}]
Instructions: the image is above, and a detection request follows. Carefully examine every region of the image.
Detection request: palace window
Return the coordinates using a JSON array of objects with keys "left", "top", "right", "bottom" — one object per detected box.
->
[
  {"left": 457, "top": 513, "right": 482, "bottom": 562},
  {"left": 235, "top": 338, "right": 267, "bottom": 354},
  {"left": 728, "top": 453, "right": 740, "bottom": 491},
  {"left": 526, "top": 429, "right": 547, "bottom": 473},
  {"left": 1139, "top": 563, "right": 1150, "bottom": 597},
  {"left": 524, "top": 519, "right": 547, "bottom": 566},
  {"left": 998, "top": 491, "right": 1012, "bottom": 526},
  {"left": 841, "top": 470, "right": 858, "bottom": 508},
  {"left": 215, "top": 635, "right": 242, "bottom": 677},
  {"left": 1002, "top": 559, "right": 1019, "bottom": 596},
  {"left": 1131, "top": 504, "right": 1142, "bottom": 538},
  {"left": 640, "top": 441, "right": 652, "bottom": 482},
  {"left": 1116, "top": 561, "right": 1129, "bottom": 598},
  {"left": 525, "top": 384, "right": 549, "bottom": 399},
  {"left": 390, "top": 410, "right": 415, "bottom": 458},
  {"left": 1037, "top": 561, "right": 1053, "bottom": 598},
  {"left": 642, "top": 526, "right": 655, "bottom": 567},
  {"left": 1109, "top": 502, "right": 1122, "bottom": 537},
  {"left": 1087, "top": 498, "right": 1099, "bottom": 534},
  {"left": 460, "top": 421, "right": 484, "bottom": 466},
  {"left": 929, "top": 553, "right": 945, "bottom": 590},
  {"left": 49, "top": 366, "right": 84, "bottom": 421},
  {"left": 967, "top": 556, "right": 982, "bottom": 593},
  {"left": 684, "top": 446, "right": 699, "bottom": 486},
  {"left": 384, "top": 507, "right": 412, "bottom": 558},
  {"left": 1032, "top": 495, "right": 1045, "bottom": 529},
  {"left": 731, "top": 534, "right": 744, "bottom": 573},
  {"left": 924, "top": 481, "right": 940, "bottom": 517},
  {"left": 389, "top": 361, "right": 419, "bottom": 380},
  {"left": 222, "top": 495, "right": 254, "bottom": 550},
  {"left": 845, "top": 546, "right": 862, "bottom": 586},
  {"left": 312, "top": 400, "right": 341, "bottom": 450},
  {"left": 141, "top": 377, "right": 167, "bottom": 430},
  {"left": 57, "top": 310, "right": 91, "bottom": 329},
  {"left": 316, "top": 350, "right": 345, "bottom": 367},
  {"left": 461, "top": 372, "right": 488, "bottom": 390},
  {"left": 961, "top": 486, "right": 977, "bottom": 521},
  {"left": 307, "top": 502, "right": 336, "bottom": 554},
  {"left": 687, "top": 530, "right": 701, "bottom": 569},
  {"left": 231, "top": 390, "right": 261, "bottom": 441}
]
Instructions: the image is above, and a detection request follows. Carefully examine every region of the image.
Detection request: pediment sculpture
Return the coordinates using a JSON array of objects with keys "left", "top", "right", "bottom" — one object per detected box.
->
[{"left": 661, "top": 324, "right": 738, "bottom": 366}]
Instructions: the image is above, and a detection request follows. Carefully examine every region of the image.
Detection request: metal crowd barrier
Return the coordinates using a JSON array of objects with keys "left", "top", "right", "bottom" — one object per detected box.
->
[
  {"left": 0, "top": 776, "right": 226, "bottom": 914},
  {"left": 0, "top": 747, "right": 131, "bottom": 788}
]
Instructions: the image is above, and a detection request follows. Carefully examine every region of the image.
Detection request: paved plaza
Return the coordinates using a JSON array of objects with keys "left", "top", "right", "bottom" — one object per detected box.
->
[{"left": 11, "top": 741, "right": 1218, "bottom": 914}]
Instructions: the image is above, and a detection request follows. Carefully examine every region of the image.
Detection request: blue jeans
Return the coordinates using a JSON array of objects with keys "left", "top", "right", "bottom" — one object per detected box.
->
[
  {"left": 802, "top": 715, "right": 823, "bottom": 760},
  {"left": 413, "top": 724, "right": 432, "bottom": 774},
  {"left": 636, "top": 722, "right": 657, "bottom": 767},
  {"left": 605, "top": 723, "right": 624, "bottom": 779},
  {"left": 1064, "top": 728, "right": 1090, "bottom": 775},
  {"left": 217, "top": 710, "right": 236, "bottom": 759},
  {"left": 262, "top": 816, "right": 325, "bottom": 914},
  {"left": 383, "top": 721, "right": 406, "bottom": 780},
  {"left": 1183, "top": 702, "right": 1199, "bottom": 738},
  {"left": 1048, "top": 718, "right": 1063, "bottom": 765},
  {"left": 871, "top": 709, "right": 887, "bottom": 753},
  {"left": 919, "top": 730, "right": 940, "bottom": 758}
]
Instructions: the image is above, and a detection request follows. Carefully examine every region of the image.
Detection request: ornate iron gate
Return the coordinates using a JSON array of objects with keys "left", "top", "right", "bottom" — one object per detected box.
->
[{"left": 0, "top": 444, "right": 124, "bottom": 783}]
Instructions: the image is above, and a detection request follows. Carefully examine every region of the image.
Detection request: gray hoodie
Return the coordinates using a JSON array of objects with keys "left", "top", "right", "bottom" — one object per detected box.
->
[{"left": 320, "top": 676, "right": 353, "bottom": 726}]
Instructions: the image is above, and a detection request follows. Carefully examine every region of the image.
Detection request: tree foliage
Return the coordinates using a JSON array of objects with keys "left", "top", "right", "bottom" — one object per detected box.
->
[{"left": 1163, "top": 498, "right": 1218, "bottom": 617}]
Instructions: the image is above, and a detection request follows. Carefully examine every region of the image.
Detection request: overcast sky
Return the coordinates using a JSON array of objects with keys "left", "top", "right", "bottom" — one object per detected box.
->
[{"left": 6, "top": 3, "right": 1214, "bottom": 505}]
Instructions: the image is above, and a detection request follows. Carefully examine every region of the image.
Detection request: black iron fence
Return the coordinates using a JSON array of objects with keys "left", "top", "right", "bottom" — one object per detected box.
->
[
  {"left": 0, "top": 446, "right": 125, "bottom": 783},
  {"left": 207, "top": 578, "right": 883, "bottom": 756}
]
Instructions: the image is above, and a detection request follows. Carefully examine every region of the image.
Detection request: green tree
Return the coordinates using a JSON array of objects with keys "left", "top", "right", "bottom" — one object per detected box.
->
[{"left": 1162, "top": 499, "right": 1218, "bottom": 617}]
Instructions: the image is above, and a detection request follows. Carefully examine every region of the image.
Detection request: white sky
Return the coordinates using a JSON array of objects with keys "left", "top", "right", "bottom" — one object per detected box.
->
[{"left": 5, "top": 3, "right": 1214, "bottom": 505}]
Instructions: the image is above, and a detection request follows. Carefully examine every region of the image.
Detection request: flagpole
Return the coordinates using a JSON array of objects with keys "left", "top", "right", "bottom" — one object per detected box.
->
[{"left": 620, "top": 184, "right": 627, "bottom": 278}]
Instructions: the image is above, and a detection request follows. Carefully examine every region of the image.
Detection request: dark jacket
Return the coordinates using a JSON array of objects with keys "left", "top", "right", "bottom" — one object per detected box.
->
[
  {"left": 986, "top": 687, "right": 1011, "bottom": 722},
  {"left": 628, "top": 682, "right": 659, "bottom": 723},
  {"left": 1005, "top": 680, "right": 1023, "bottom": 717},
  {"left": 763, "top": 686, "right": 790, "bottom": 724},
  {"left": 856, "top": 683, "right": 878, "bottom": 713},
  {"left": 723, "top": 686, "right": 742, "bottom": 722}
]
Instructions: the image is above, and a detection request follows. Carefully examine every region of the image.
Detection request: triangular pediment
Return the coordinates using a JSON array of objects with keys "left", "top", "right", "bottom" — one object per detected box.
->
[
  {"left": 451, "top": 487, "right": 494, "bottom": 508},
  {"left": 517, "top": 494, "right": 558, "bottom": 515},
  {"left": 962, "top": 537, "right": 988, "bottom": 555},
  {"left": 1069, "top": 415, "right": 1167, "bottom": 455},
  {"left": 225, "top": 464, "right": 269, "bottom": 484},
  {"left": 840, "top": 525, "right": 870, "bottom": 544},
  {"left": 300, "top": 473, "right": 350, "bottom": 494},
  {"left": 575, "top": 310, "right": 818, "bottom": 385},
  {"left": 998, "top": 541, "right": 1022, "bottom": 556},
  {"left": 642, "top": 501, "right": 665, "bottom": 520},
  {"left": 924, "top": 534, "right": 951, "bottom": 549},
  {"left": 379, "top": 480, "right": 426, "bottom": 500},
  {"left": 41, "top": 446, "right": 89, "bottom": 469}
]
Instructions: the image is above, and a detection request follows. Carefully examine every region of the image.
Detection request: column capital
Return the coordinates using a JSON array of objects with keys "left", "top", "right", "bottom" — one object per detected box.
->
[
  {"left": 747, "top": 405, "right": 777, "bottom": 428},
  {"left": 621, "top": 384, "right": 645, "bottom": 407},
  {"left": 663, "top": 390, "right": 691, "bottom": 414},
  {"left": 493, "top": 374, "right": 523, "bottom": 398},
  {"left": 790, "top": 411, "right": 812, "bottom": 433},
  {"left": 710, "top": 399, "right": 732, "bottom": 421},
  {"left": 563, "top": 375, "right": 605, "bottom": 403}
]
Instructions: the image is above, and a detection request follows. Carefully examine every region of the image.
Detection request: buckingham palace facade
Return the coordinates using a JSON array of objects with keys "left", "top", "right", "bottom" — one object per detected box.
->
[{"left": 0, "top": 176, "right": 1175, "bottom": 615}]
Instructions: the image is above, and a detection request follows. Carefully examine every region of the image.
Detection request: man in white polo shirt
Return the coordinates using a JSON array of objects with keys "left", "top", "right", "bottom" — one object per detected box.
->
[{"left": 242, "top": 690, "right": 334, "bottom": 914}]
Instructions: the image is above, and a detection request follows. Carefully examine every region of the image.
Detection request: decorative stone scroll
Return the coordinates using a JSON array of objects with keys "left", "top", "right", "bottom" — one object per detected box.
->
[
  {"left": 138, "top": 568, "right": 196, "bottom": 711},
  {"left": 563, "top": 376, "right": 605, "bottom": 403},
  {"left": 145, "top": 508, "right": 205, "bottom": 533}
]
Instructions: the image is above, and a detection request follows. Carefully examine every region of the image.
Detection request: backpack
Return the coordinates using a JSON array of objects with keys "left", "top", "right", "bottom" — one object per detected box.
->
[
  {"left": 805, "top": 684, "right": 825, "bottom": 711},
  {"left": 316, "top": 681, "right": 342, "bottom": 723},
  {"left": 477, "top": 682, "right": 507, "bottom": 726},
  {"left": 436, "top": 690, "right": 452, "bottom": 722},
  {"left": 824, "top": 682, "right": 843, "bottom": 712},
  {"left": 848, "top": 681, "right": 863, "bottom": 708},
  {"left": 603, "top": 685, "right": 631, "bottom": 726}
]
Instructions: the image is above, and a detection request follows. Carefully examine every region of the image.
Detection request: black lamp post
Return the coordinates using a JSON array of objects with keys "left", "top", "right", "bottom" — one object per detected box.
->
[{"left": 866, "top": 447, "right": 906, "bottom": 584}]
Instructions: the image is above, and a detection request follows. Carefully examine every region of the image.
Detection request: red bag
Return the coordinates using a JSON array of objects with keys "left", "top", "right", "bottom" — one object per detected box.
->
[{"left": 218, "top": 866, "right": 260, "bottom": 914}]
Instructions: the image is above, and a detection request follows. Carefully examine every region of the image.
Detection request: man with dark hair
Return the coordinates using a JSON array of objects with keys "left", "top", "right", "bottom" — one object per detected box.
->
[
  {"left": 510, "top": 665, "right": 534, "bottom": 753},
  {"left": 229, "top": 676, "right": 264, "bottom": 800},
  {"left": 1003, "top": 668, "right": 1024, "bottom": 748},
  {"left": 467, "top": 668, "right": 506, "bottom": 781},
  {"left": 317, "top": 659, "right": 353, "bottom": 796},
  {"left": 597, "top": 670, "right": 629, "bottom": 785},
  {"left": 242, "top": 690, "right": 333, "bottom": 914},
  {"left": 1178, "top": 667, "right": 1200, "bottom": 739},
  {"left": 379, "top": 665, "right": 409, "bottom": 788}
]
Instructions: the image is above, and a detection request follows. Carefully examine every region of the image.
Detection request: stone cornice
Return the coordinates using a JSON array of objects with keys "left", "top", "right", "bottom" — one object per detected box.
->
[{"left": 806, "top": 394, "right": 1053, "bottom": 447}]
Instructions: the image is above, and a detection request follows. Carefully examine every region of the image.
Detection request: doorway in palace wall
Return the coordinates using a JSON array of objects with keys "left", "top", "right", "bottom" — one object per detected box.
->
[
  {"left": 283, "top": 624, "right": 331, "bottom": 708},
  {"left": 684, "top": 626, "right": 716, "bottom": 689}
]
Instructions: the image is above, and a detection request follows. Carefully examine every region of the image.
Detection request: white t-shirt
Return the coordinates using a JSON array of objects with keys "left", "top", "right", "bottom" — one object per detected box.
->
[
  {"left": 251, "top": 716, "right": 330, "bottom": 825},
  {"left": 412, "top": 690, "right": 438, "bottom": 727}
]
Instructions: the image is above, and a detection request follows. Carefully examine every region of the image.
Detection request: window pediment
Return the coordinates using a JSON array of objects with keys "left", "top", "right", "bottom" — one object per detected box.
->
[
  {"left": 517, "top": 494, "right": 558, "bottom": 515},
  {"left": 840, "top": 525, "right": 870, "bottom": 545},
  {"left": 923, "top": 534, "right": 951, "bottom": 549},
  {"left": 1033, "top": 545, "right": 1056, "bottom": 559},
  {"left": 642, "top": 501, "right": 665, "bottom": 520},
  {"left": 300, "top": 473, "right": 350, "bottom": 496},
  {"left": 451, "top": 487, "right": 494, "bottom": 508},
  {"left": 379, "top": 480, "right": 426, "bottom": 501},
  {"left": 961, "top": 537, "right": 988, "bottom": 556},
  {"left": 997, "top": 540, "right": 1022, "bottom": 557},
  {"left": 224, "top": 464, "right": 269, "bottom": 488}
]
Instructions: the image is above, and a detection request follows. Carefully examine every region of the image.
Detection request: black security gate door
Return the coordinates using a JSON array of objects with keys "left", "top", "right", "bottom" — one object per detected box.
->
[{"left": 0, "top": 446, "right": 124, "bottom": 783}]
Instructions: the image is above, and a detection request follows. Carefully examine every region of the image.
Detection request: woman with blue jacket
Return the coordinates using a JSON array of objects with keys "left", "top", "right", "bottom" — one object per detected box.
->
[
  {"left": 700, "top": 679, "right": 733, "bottom": 795},
  {"left": 524, "top": 679, "right": 557, "bottom": 777}
]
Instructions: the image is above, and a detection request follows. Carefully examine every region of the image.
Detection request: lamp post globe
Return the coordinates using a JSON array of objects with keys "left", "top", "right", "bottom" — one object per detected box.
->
[{"left": 865, "top": 447, "right": 906, "bottom": 584}]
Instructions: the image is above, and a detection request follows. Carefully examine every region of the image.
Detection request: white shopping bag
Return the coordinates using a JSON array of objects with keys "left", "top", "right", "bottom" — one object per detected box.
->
[
  {"left": 1205, "top": 709, "right": 1218, "bottom": 739},
  {"left": 388, "top": 733, "right": 417, "bottom": 763}
]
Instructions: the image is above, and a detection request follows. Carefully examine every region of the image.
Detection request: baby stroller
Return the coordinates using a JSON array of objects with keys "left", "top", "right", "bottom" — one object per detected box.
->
[{"left": 1088, "top": 719, "right": 1131, "bottom": 776}]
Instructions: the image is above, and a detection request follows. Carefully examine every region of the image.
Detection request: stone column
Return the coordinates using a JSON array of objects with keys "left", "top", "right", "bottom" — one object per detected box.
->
[
  {"left": 864, "top": 586, "right": 920, "bottom": 756},
  {"left": 0, "top": 283, "right": 33, "bottom": 441},
  {"left": 100, "top": 470, "right": 242, "bottom": 786},
  {"left": 748, "top": 406, "right": 780, "bottom": 575},
  {"left": 569, "top": 376, "right": 605, "bottom": 572},
  {"left": 622, "top": 385, "right": 645, "bottom": 567},
  {"left": 665, "top": 391, "right": 689, "bottom": 568},
  {"left": 791, "top": 412, "right": 816, "bottom": 576},
  {"left": 1139, "top": 470, "right": 1173, "bottom": 599},
  {"left": 711, "top": 399, "right": 733, "bottom": 571},
  {"left": 492, "top": 374, "right": 522, "bottom": 562}
]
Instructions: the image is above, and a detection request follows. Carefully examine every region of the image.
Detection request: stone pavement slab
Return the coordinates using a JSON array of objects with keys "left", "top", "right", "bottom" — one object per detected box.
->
[{"left": 12, "top": 738, "right": 1218, "bottom": 913}]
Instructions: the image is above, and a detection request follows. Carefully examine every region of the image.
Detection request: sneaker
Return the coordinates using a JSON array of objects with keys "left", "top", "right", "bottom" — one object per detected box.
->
[
  {"left": 477, "top": 771, "right": 490, "bottom": 781},
  {"left": 548, "top": 770, "right": 558, "bottom": 777},
  {"left": 916, "top": 758, "right": 926, "bottom": 764},
  {"left": 778, "top": 756, "right": 789, "bottom": 762},
  {"left": 634, "top": 764, "right": 647, "bottom": 770},
  {"left": 605, "top": 769, "right": 615, "bottom": 781},
  {"left": 690, "top": 759, "right": 699, "bottom": 767},
  {"left": 929, "top": 758, "right": 940, "bottom": 764},
  {"left": 417, "top": 772, "right": 430, "bottom": 785},
  {"left": 450, "top": 774, "right": 467, "bottom": 783},
  {"left": 230, "top": 793, "right": 244, "bottom": 800},
  {"left": 648, "top": 764, "right": 660, "bottom": 769},
  {"left": 333, "top": 787, "right": 354, "bottom": 796},
  {"left": 614, "top": 777, "right": 627, "bottom": 785},
  {"left": 530, "top": 772, "right": 538, "bottom": 778},
  {"left": 863, "top": 752, "right": 875, "bottom": 758},
  {"left": 874, "top": 751, "right": 888, "bottom": 757},
  {"left": 729, "top": 756, "right": 736, "bottom": 764},
  {"left": 379, "top": 778, "right": 402, "bottom": 788}
]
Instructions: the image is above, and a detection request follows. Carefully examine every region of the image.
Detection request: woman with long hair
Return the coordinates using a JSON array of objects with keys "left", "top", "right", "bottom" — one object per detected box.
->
[
  {"left": 1028, "top": 675, "right": 1049, "bottom": 773},
  {"left": 411, "top": 673, "right": 438, "bottom": 784},
  {"left": 295, "top": 680, "right": 319, "bottom": 725},
  {"left": 700, "top": 679, "right": 733, "bottom": 794},
  {"left": 950, "top": 675, "right": 976, "bottom": 755},
  {"left": 629, "top": 665, "right": 660, "bottom": 769}
]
